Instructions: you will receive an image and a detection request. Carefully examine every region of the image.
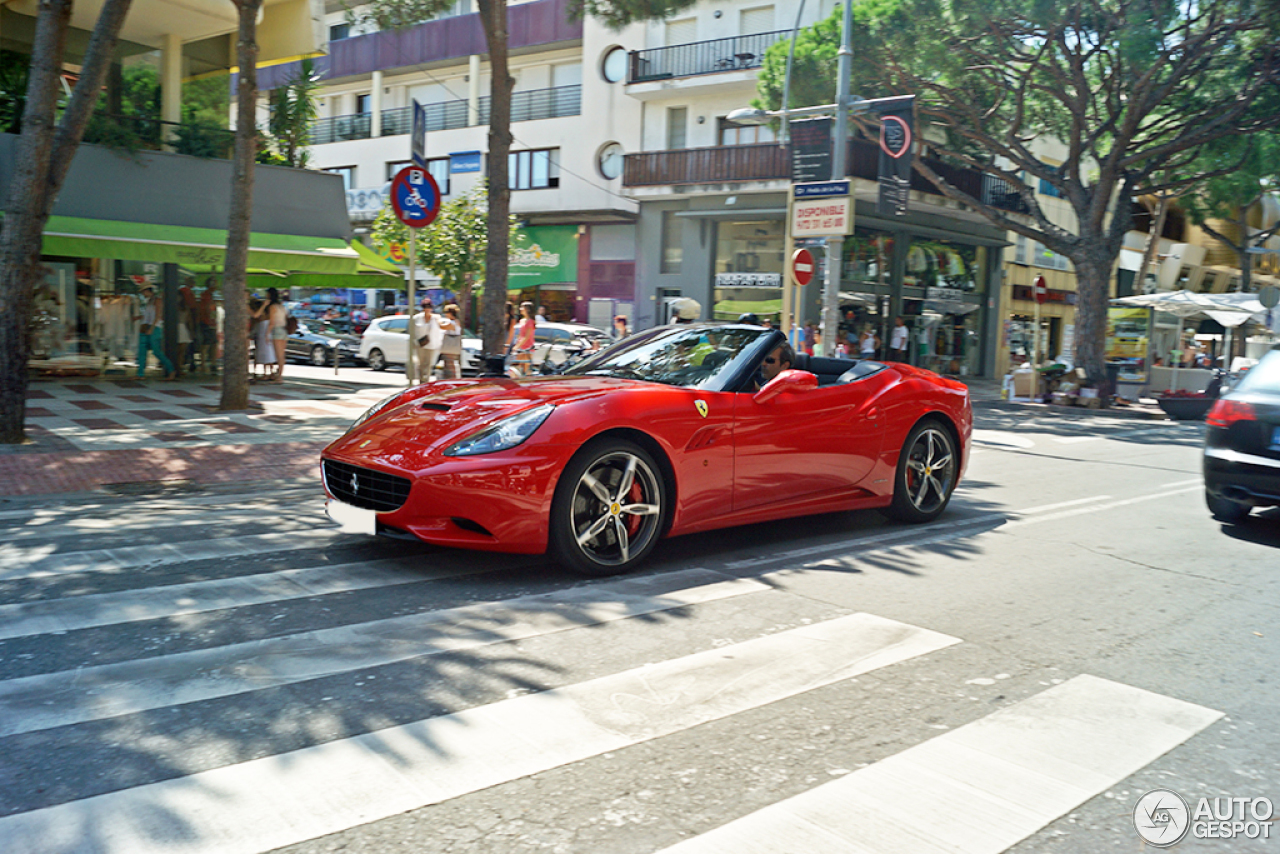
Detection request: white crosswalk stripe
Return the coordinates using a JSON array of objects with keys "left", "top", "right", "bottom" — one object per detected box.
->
[{"left": 0, "top": 496, "right": 1223, "bottom": 854}]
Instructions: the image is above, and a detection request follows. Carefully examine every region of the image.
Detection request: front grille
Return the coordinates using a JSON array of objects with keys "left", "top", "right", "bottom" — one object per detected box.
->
[{"left": 323, "top": 459, "right": 411, "bottom": 512}]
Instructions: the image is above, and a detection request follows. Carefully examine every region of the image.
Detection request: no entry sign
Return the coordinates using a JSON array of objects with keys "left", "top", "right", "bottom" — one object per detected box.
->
[
  {"left": 791, "top": 248, "right": 816, "bottom": 287},
  {"left": 1033, "top": 275, "right": 1049, "bottom": 304}
]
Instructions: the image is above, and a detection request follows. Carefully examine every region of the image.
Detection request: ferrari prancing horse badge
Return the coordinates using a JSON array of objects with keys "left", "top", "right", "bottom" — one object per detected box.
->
[{"left": 694, "top": 400, "right": 708, "bottom": 418}]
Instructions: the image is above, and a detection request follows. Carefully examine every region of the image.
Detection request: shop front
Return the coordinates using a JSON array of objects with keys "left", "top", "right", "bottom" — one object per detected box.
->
[
  {"left": 840, "top": 218, "right": 1000, "bottom": 376},
  {"left": 711, "top": 219, "right": 786, "bottom": 323},
  {"left": 508, "top": 225, "right": 579, "bottom": 322}
]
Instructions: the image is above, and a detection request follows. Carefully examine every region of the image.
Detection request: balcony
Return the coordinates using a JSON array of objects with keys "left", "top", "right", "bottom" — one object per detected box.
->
[
  {"left": 622, "top": 138, "right": 1031, "bottom": 213},
  {"left": 628, "top": 30, "right": 789, "bottom": 84},
  {"left": 311, "top": 85, "right": 582, "bottom": 145}
]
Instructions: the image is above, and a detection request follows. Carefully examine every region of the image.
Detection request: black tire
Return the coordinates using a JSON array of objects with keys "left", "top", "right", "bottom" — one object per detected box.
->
[
  {"left": 311, "top": 345, "right": 329, "bottom": 367},
  {"left": 367, "top": 349, "right": 386, "bottom": 371},
  {"left": 882, "top": 418, "right": 958, "bottom": 523},
  {"left": 1206, "top": 491, "right": 1249, "bottom": 523},
  {"left": 549, "top": 439, "right": 667, "bottom": 576}
]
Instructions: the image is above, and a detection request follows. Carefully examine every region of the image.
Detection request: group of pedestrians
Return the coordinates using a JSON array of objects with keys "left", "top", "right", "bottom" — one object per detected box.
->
[
  {"left": 410, "top": 299, "right": 464, "bottom": 382},
  {"left": 133, "top": 279, "right": 222, "bottom": 379}
]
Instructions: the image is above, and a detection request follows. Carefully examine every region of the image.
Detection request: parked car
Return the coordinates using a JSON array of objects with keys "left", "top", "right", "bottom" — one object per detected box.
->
[
  {"left": 286, "top": 321, "right": 363, "bottom": 367},
  {"left": 358, "top": 314, "right": 483, "bottom": 374},
  {"left": 323, "top": 323, "right": 972, "bottom": 575},
  {"left": 1203, "top": 343, "right": 1280, "bottom": 522}
]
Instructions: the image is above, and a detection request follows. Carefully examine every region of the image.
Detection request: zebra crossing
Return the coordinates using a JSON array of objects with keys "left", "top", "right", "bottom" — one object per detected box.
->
[{"left": 0, "top": 490, "right": 1222, "bottom": 854}]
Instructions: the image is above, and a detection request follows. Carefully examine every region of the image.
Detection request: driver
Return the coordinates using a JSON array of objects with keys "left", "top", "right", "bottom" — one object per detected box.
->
[{"left": 752, "top": 341, "right": 794, "bottom": 391}]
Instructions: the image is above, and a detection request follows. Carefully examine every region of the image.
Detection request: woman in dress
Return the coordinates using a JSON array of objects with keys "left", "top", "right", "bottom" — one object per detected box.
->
[
  {"left": 508, "top": 302, "right": 537, "bottom": 377},
  {"left": 438, "top": 304, "right": 464, "bottom": 379}
]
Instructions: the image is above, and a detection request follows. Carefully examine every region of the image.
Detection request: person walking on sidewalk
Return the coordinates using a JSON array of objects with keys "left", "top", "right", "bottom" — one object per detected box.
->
[
  {"left": 411, "top": 299, "right": 443, "bottom": 383},
  {"left": 889, "top": 316, "right": 909, "bottom": 363},
  {"left": 135, "top": 286, "right": 175, "bottom": 379},
  {"left": 438, "top": 304, "right": 464, "bottom": 379}
]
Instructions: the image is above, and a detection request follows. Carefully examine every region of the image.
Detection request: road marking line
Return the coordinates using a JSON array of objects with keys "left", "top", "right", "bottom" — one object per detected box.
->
[
  {"left": 1004, "top": 486, "right": 1200, "bottom": 528},
  {"left": 0, "top": 612, "right": 959, "bottom": 854},
  {"left": 1161, "top": 478, "right": 1202, "bottom": 489},
  {"left": 0, "top": 569, "right": 768, "bottom": 737},
  {"left": 657, "top": 674, "right": 1221, "bottom": 854},
  {"left": 1018, "top": 495, "right": 1111, "bottom": 514},
  {"left": 0, "top": 558, "right": 482, "bottom": 641}
]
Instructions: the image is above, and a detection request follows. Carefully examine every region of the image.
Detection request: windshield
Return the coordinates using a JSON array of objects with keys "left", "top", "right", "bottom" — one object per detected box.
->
[
  {"left": 1232, "top": 348, "right": 1280, "bottom": 394},
  {"left": 563, "top": 324, "right": 775, "bottom": 389}
]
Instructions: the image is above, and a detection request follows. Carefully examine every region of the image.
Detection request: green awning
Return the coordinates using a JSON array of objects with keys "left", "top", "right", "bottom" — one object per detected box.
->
[
  {"left": 41, "top": 215, "right": 359, "bottom": 274},
  {"left": 351, "top": 239, "right": 403, "bottom": 273}
]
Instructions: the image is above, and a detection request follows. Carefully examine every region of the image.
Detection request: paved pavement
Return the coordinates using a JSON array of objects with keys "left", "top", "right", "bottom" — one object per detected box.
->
[{"left": 0, "top": 369, "right": 1169, "bottom": 499}]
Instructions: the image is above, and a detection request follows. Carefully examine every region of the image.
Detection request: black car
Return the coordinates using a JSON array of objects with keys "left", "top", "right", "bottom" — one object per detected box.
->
[
  {"left": 285, "top": 321, "right": 363, "bottom": 367},
  {"left": 1203, "top": 343, "right": 1280, "bottom": 521}
]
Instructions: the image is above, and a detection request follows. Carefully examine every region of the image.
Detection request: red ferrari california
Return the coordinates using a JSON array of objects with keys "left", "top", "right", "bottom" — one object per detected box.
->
[{"left": 322, "top": 323, "right": 971, "bottom": 575}]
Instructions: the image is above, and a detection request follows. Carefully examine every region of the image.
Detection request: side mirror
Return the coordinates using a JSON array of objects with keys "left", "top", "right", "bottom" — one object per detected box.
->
[{"left": 753, "top": 369, "right": 818, "bottom": 403}]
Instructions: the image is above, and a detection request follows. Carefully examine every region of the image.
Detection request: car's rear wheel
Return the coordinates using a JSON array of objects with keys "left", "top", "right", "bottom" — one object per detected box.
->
[
  {"left": 311, "top": 345, "right": 328, "bottom": 366},
  {"left": 882, "top": 419, "right": 957, "bottom": 523},
  {"left": 550, "top": 439, "right": 666, "bottom": 576},
  {"left": 1206, "top": 491, "right": 1249, "bottom": 522},
  {"left": 367, "top": 348, "right": 386, "bottom": 371}
]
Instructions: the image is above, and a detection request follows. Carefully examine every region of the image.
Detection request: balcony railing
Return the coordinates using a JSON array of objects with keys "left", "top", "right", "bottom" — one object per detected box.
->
[
  {"left": 311, "top": 84, "right": 582, "bottom": 145},
  {"left": 622, "top": 138, "right": 1031, "bottom": 214},
  {"left": 628, "top": 30, "right": 789, "bottom": 83}
]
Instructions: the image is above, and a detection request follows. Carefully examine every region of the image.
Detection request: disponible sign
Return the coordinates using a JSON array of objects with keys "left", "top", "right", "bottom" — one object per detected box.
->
[{"left": 793, "top": 197, "right": 852, "bottom": 237}]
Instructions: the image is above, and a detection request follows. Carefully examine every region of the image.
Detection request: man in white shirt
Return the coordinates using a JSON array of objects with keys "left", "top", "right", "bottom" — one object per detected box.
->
[
  {"left": 889, "top": 316, "right": 909, "bottom": 362},
  {"left": 411, "top": 300, "right": 444, "bottom": 382}
]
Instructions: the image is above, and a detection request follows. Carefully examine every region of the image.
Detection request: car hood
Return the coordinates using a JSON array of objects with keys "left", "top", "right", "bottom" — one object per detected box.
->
[
  {"left": 327, "top": 375, "right": 644, "bottom": 455},
  {"left": 316, "top": 332, "right": 361, "bottom": 346}
]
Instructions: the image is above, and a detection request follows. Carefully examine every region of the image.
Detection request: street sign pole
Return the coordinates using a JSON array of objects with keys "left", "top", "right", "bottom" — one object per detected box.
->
[
  {"left": 823, "top": 0, "right": 854, "bottom": 358},
  {"left": 407, "top": 228, "right": 417, "bottom": 385},
  {"left": 389, "top": 164, "right": 442, "bottom": 387}
]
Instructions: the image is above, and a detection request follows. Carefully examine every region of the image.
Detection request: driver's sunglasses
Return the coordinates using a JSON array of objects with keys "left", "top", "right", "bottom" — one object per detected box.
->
[{"left": 763, "top": 357, "right": 778, "bottom": 364}]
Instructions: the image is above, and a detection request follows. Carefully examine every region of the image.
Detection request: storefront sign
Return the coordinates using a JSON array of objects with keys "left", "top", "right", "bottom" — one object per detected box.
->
[
  {"left": 450, "top": 151, "right": 482, "bottom": 173},
  {"left": 346, "top": 185, "right": 389, "bottom": 220},
  {"left": 1012, "top": 285, "right": 1076, "bottom": 304},
  {"left": 793, "top": 197, "right": 852, "bottom": 237},
  {"left": 715, "top": 273, "right": 782, "bottom": 288},
  {"left": 790, "top": 118, "right": 833, "bottom": 183},
  {"left": 925, "top": 286, "right": 976, "bottom": 315},
  {"left": 1107, "top": 307, "right": 1149, "bottom": 382},
  {"left": 509, "top": 225, "right": 577, "bottom": 286},
  {"left": 794, "top": 180, "right": 850, "bottom": 199}
]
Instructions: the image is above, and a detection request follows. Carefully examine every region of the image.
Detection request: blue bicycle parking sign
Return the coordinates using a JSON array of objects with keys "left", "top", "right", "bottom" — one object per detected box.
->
[{"left": 390, "top": 166, "right": 441, "bottom": 229}]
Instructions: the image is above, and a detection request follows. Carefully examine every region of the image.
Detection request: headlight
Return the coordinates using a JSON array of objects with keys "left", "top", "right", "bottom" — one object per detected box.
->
[
  {"left": 348, "top": 391, "right": 403, "bottom": 433},
  {"left": 444, "top": 404, "right": 553, "bottom": 457}
]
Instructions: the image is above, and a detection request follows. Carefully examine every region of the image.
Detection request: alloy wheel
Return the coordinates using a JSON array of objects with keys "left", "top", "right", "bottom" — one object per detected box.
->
[
  {"left": 902, "top": 426, "right": 956, "bottom": 516},
  {"left": 568, "top": 450, "right": 662, "bottom": 569}
]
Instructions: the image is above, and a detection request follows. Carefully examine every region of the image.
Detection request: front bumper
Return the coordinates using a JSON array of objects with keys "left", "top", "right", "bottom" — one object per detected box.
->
[{"left": 322, "top": 439, "right": 576, "bottom": 554}]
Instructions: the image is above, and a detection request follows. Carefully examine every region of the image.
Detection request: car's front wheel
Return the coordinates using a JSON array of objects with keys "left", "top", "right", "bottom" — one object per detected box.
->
[
  {"left": 882, "top": 419, "right": 958, "bottom": 523},
  {"left": 311, "top": 345, "right": 328, "bottom": 366},
  {"left": 1206, "top": 491, "right": 1249, "bottom": 523},
  {"left": 366, "top": 348, "right": 386, "bottom": 371},
  {"left": 550, "top": 439, "right": 666, "bottom": 576}
]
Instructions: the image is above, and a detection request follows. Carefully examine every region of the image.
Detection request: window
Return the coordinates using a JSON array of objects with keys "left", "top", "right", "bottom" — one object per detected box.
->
[
  {"left": 667, "top": 107, "right": 688, "bottom": 150},
  {"left": 739, "top": 5, "right": 774, "bottom": 33},
  {"left": 383, "top": 317, "right": 408, "bottom": 333},
  {"left": 1015, "top": 234, "right": 1028, "bottom": 265},
  {"left": 665, "top": 17, "right": 696, "bottom": 46},
  {"left": 508, "top": 148, "right": 559, "bottom": 190},
  {"left": 719, "top": 117, "right": 776, "bottom": 146},
  {"left": 1038, "top": 177, "right": 1063, "bottom": 198},
  {"left": 386, "top": 160, "right": 411, "bottom": 181},
  {"left": 356, "top": 94, "right": 371, "bottom": 115},
  {"left": 597, "top": 143, "right": 624, "bottom": 180},
  {"left": 660, "top": 210, "right": 683, "bottom": 274},
  {"left": 601, "top": 47, "right": 628, "bottom": 83},
  {"left": 326, "top": 166, "right": 356, "bottom": 191},
  {"left": 1031, "top": 240, "right": 1071, "bottom": 271},
  {"left": 329, "top": 23, "right": 350, "bottom": 42}
]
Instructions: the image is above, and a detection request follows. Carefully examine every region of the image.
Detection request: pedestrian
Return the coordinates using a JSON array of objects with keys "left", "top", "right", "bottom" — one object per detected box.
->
[
  {"left": 198, "top": 278, "right": 218, "bottom": 375},
  {"left": 859, "top": 325, "right": 879, "bottom": 360},
  {"left": 135, "top": 285, "right": 175, "bottom": 379},
  {"left": 611, "top": 314, "right": 630, "bottom": 342},
  {"left": 412, "top": 299, "right": 443, "bottom": 383},
  {"left": 889, "top": 316, "right": 909, "bottom": 362},
  {"left": 508, "top": 302, "right": 537, "bottom": 377},
  {"left": 250, "top": 287, "right": 288, "bottom": 382},
  {"left": 803, "top": 323, "right": 816, "bottom": 357},
  {"left": 438, "top": 304, "right": 464, "bottom": 379}
]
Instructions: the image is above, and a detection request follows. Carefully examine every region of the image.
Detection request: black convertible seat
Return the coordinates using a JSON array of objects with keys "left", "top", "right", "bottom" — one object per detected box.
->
[{"left": 791, "top": 354, "right": 885, "bottom": 386}]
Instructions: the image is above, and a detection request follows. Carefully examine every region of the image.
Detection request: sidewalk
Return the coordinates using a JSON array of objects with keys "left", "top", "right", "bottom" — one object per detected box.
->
[
  {"left": 1, "top": 368, "right": 395, "bottom": 498},
  {"left": 959, "top": 376, "right": 1169, "bottom": 420}
]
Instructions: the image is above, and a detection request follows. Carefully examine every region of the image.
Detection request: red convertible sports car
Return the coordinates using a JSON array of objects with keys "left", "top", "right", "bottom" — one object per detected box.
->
[{"left": 322, "top": 323, "right": 971, "bottom": 575}]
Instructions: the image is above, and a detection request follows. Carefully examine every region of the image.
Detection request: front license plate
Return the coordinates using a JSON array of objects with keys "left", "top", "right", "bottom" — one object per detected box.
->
[{"left": 326, "top": 499, "right": 377, "bottom": 534}]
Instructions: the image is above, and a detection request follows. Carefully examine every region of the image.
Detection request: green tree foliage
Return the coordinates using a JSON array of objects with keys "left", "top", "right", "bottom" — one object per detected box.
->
[
  {"left": 755, "top": 0, "right": 1280, "bottom": 386},
  {"left": 265, "top": 58, "right": 320, "bottom": 168},
  {"left": 0, "top": 50, "right": 30, "bottom": 133}
]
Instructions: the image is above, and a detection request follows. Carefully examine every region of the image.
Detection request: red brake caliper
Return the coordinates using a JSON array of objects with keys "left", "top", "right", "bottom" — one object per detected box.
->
[{"left": 624, "top": 481, "right": 643, "bottom": 536}]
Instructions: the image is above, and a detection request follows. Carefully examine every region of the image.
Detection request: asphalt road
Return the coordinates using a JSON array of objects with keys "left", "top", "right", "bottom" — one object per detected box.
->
[{"left": 0, "top": 406, "right": 1275, "bottom": 854}]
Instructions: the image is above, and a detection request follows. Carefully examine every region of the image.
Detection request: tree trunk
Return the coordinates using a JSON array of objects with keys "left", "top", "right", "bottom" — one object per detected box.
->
[
  {"left": 0, "top": 0, "right": 134, "bottom": 444},
  {"left": 1134, "top": 195, "right": 1170, "bottom": 294},
  {"left": 1073, "top": 253, "right": 1116, "bottom": 393},
  {"left": 219, "top": 0, "right": 263, "bottom": 411},
  {"left": 477, "top": 0, "right": 513, "bottom": 358}
]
